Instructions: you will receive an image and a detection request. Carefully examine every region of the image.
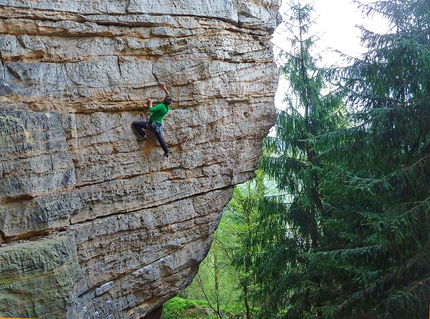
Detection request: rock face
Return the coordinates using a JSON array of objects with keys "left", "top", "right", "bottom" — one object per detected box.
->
[{"left": 0, "top": 1, "right": 279, "bottom": 318}]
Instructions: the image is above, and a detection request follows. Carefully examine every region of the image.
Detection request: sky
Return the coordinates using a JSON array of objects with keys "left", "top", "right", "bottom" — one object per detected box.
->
[
  {"left": 272, "top": 0, "right": 389, "bottom": 108},
  {"left": 312, "top": 0, "right": 365, "bottom": 64},
  {"left": 272, "top": 0, "right": 389, "bottom": 66}
]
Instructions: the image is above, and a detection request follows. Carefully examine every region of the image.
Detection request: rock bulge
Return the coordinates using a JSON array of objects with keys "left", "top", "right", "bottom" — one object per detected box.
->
[{"left": 0, "top": 1, "right": 280, "bottom": 318}]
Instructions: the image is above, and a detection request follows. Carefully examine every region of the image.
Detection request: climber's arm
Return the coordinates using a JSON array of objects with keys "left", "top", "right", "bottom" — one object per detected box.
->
[
  {"left": 144, "top": 99, "right": 153, "bottom": 119},
  {"left": 159, "top": 82, "right": 170, "bottom": 96},
  {"left": 149, "top": 103, "right": 164, "bottom": 113},
  {"left": 147, "top": 98, "right": 153, "bottom": 108}
]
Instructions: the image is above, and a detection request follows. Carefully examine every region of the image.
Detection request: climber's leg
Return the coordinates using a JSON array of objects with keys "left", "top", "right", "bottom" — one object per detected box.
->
[
  {"left": 153, "top": 130, "right": 169, "bottom": 156},
  {"left": 132, "top": 121, "right": 150, "bottom": 140}
]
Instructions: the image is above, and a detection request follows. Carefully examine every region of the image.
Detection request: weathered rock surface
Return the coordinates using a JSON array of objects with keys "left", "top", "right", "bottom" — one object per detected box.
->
[{"left": 0, "top": 0, "right": 279, "bottom": 318}]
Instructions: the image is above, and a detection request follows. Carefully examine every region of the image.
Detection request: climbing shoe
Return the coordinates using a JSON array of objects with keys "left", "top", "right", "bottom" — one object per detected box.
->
[
  {"left": 164, "top": 152, "right": 169, "bottom": 158},
  {"left": 137, "top": 136, "right": 147, "bottom": 141}
]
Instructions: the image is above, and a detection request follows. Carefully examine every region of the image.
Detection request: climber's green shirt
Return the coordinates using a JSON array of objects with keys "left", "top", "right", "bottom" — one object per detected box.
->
[{"left": 149, "top": 102, "right": 170, "bottom": 123}]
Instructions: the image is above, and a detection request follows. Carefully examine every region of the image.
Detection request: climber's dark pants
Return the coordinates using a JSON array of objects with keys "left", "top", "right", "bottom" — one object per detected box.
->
[{"left": 132, "top": 120, "right": 169, "bottom": 155}]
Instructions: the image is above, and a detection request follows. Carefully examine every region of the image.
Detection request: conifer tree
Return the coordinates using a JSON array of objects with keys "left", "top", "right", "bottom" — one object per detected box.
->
[
  {"left": 312, "top": 0, "right": 430, "bottom": 317},
  {"left": 249, "top": 0, "right": 345, "bottom": 316}
]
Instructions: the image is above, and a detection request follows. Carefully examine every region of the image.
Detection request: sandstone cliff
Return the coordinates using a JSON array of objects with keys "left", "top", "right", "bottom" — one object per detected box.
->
[{"left": 0, "top": 1, "right": 280, "bottom": 318}]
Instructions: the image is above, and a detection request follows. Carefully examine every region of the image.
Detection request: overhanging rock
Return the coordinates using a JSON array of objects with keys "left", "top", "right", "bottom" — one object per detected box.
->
[{"left": 0, "top": 0, "right": 280, "bottom": 318}]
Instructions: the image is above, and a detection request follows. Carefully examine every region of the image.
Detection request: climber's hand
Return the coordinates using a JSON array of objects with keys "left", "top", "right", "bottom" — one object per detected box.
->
[{"left": 158, "top": 82, "right": 170, "bottom": 96}]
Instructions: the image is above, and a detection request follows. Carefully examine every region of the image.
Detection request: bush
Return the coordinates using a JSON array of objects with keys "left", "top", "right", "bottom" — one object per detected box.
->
[
  {"left": 162, "top": 296, "right": 214, "bottom": 319},
  {"left": 162, "top": 296, "right": 255, "bottom": 319}
]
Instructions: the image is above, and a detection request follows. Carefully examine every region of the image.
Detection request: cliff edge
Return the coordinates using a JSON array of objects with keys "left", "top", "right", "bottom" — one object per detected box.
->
[{"left": 0, "top": 1, "right": 280, "bottom": 318}]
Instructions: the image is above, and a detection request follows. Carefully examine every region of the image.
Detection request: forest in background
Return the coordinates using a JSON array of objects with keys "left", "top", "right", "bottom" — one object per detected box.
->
[{"left": 163, "top": 0, "right": 430, "bottom": 318}]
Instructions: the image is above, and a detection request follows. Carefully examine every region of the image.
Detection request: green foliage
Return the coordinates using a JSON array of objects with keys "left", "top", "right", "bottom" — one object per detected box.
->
[
  {"left": 162, "top": 296, "right": 214, "bottom": 319},
  {"left": 309, "top": 0, "right": 430, "bottom": 317},
  {"left": 183, "top": 182, "right": 262, "bottom": 318},
  {"left": 164, "top": 296, "right": 210, "bottom": 313},
  {"left": 188, "top": 234, "right": 243, "bottom": 312},
  {"left": 229, "top": 171, "right": 280, "bottom": 318},
  {"left": 181, "top": 172, "right": 276, "bottom": 319}
]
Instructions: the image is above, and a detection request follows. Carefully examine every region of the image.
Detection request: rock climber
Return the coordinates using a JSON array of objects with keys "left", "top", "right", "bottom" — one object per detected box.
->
[{"left": 132, "top": 82, "right": 172, "bottom": 158}]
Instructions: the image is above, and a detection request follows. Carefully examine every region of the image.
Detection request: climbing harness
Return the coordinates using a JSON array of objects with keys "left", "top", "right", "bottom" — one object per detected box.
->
[{"left": 151, "top": 121, "right": 162, "bottom": 133}]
